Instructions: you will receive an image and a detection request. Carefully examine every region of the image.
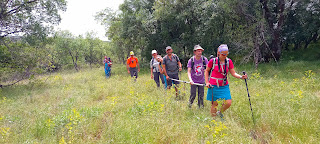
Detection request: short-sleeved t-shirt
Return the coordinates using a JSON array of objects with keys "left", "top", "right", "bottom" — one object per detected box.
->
[
  {"left": 207, "top": 57, "right": 234, "bottom": 86},
  {"left": 163, "top": 54, "right": 180, "bottom": 75},
  {"left": 187, "top": 56, "right": 208, "bottom": 84},
  {"left": 105, "top": 61, "right": 111, "bottom": 68},
  {"left": 150, "top": 58, "right": 160, "bottom": 72},
  {"left": 127, "top": 57, "right": 138, "bottom": 68}
]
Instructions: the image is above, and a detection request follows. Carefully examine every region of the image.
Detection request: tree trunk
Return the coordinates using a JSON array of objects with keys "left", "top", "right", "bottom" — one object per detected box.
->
[
  {"left": 253, "top": 30, "right": 261, "bottom": 69},
  {"left": 90, "top": 48, "right": 93, "bottom": 69},
  {"left": 271, "top": 30, "right": 281, "bottom": 61},
  {"left": 69, "top": 50, "right": 78, "bottom": 72},
  {"left": 260, "top": 0, "right": 285, "bottom": 62}
]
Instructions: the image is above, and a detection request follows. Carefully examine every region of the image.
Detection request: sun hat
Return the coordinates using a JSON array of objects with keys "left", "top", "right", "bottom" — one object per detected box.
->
[
  {"left": 151, "top": 50, "right": 157, "bottom": 54},
  {"left": 193, "top": 45, "right": 204, "bottom": 51},
  {"left": 218, "top": 44, "right": 228, "bottom": 52}
]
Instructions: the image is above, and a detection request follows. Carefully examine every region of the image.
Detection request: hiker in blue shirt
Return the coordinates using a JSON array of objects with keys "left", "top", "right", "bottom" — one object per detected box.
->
[{"left": 104, "top": 56, "right": 112, "bottom": 78}]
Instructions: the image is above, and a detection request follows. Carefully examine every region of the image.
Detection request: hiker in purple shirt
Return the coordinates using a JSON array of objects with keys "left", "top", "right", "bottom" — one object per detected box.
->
[{"left": 187, "top": 45, "right": 208, "bottom": 108}]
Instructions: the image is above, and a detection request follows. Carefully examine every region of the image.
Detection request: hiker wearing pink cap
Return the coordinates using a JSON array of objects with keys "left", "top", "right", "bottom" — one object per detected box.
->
[{"left": 205, "top": 44, "right": 247, "bottom": 118}]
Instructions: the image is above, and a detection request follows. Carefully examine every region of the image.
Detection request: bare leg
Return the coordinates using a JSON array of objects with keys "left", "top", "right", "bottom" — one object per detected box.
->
[
  {"left": 220, "top": 99, "right": 232, "bottom": 113},
  {"left": 211, "top": 101, "right": 218, "bottom": 117}
]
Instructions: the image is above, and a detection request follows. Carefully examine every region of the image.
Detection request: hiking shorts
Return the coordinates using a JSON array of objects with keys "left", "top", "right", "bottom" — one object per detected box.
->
[
  {"left": 167, "top": 73, "right": 179, "bottom": 86},
  {"left": 206, "top": 84, "right": 231, "bottom": 101}
]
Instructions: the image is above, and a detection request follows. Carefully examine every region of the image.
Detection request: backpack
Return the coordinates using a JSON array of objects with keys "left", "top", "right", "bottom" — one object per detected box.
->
[
  {"left": 163, "top": 54, "right": 179, "bottom": 72},
  {"left": 129, "top": 57, "right": 138, "bottom": 64},
  {"left": 151, "top": 57, "right": 157, "bottom": 71},
  {"left": 191, "top": 56, "right": 207, "bottom": 70},
  {"left": 209, "top": 57, "right": 230, "bottom": 86},
  {"left": 163, "top": 54, "right": 178, "bottom": 63},
  {"left": 163, "top": 54, "right": 179, "bottom": 66}
]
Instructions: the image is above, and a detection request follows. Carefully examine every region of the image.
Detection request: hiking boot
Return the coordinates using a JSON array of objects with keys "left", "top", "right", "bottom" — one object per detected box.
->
[{"left": 216, "top": 111, "right": 224, "bottom": 119}]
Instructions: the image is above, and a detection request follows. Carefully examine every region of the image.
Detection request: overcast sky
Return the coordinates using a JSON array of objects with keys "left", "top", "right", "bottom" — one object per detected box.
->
[{"left": 56, "top": 0, "right": 124, "bottom": 41}]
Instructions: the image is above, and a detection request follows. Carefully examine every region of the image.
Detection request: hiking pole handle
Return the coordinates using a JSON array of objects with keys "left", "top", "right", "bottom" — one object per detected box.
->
[
  {"left": 242, "top": 71, "right": 249, "bottom": 96},
  {"left": 242, "top": 71, "right": 248, "bottom": 83}
]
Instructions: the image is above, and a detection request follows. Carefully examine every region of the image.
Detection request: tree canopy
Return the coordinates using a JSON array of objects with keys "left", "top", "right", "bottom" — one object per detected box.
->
[
  {"left": 0, "top": 0, "right": 67, "bottom": 38},
  {"left": 96, "top": 0, "right": 320, "bottom": 67}
]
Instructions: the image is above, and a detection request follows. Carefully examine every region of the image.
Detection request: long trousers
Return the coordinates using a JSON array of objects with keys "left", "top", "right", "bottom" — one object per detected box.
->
[
  {"left": 153, "top": 72, "right": 165, "bottom": 87},
  {"left": 129, "top": 67, "right": 138, "bottom": 79},
  {"left": 105, "top": 67, "right": 111, "bottom": 78},
  {"left": 189, "top": 84, "right": 204, "bottom": 108}
]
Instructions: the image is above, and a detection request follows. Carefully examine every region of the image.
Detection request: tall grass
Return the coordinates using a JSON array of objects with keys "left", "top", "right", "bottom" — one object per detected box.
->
[{"left": 0, "top": 61, "right": 319, "bottom": 143}]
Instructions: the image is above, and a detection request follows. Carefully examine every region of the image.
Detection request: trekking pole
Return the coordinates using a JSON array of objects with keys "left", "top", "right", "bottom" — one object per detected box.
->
[
  {"left": 169, "top": 78, "right": 205, "bottom": 86},
  {"left": 211, "top": 85, "right": 214, "bottom": 105},
  {"left": 243, "top": 71, "right": 255, "bottom": 124}
]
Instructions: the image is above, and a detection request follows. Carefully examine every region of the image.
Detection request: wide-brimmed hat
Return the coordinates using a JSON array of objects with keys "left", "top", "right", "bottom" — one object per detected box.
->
[{"left": 193, "top": 45, "right": 204, "bottom": 51}]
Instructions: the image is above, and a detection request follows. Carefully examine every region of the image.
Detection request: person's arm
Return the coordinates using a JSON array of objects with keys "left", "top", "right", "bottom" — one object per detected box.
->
[
  {"left": 205, "top": 66, "right": 211, "bottom": 88},
  {"left": 163, "top": 64, "right": 169, "bottom": 79},
  {"left": 150, "top": 60, "right": 153, "bottom": 78},
  {"left": 137, "top": 58, "right": 140, "bottom": 72},
  {"left": 187, "top": 67, "right": 193, "bottom": 85},
  {"left": 229, "top": 68, "right": 247, "bottom": 79},
  {"left": 150, "top": 68, "right": 153, "bottom": 79},
  {"left": 178, "top": 62, "right": 182, "bottom": 71}
]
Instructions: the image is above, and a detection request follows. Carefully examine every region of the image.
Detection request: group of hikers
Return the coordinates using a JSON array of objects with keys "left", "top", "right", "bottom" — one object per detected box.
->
[{"left": 104, "top": 44, "right": 248, "bottom": 118}]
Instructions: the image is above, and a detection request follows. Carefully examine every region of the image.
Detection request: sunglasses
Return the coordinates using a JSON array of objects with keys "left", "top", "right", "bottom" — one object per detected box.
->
[{"left": 220, "top": 53, "right": 229, "bottom": 56}]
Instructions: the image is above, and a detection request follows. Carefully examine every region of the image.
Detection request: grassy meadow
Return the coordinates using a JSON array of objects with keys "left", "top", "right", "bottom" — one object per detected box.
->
[{"left": 0, "top": 61, "right": 320, "bottom": 143}]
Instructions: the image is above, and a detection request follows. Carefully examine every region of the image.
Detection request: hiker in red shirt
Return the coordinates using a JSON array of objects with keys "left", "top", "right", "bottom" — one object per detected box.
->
[{"left": 205, "top": 44, "right": 247, "bottom": 118}]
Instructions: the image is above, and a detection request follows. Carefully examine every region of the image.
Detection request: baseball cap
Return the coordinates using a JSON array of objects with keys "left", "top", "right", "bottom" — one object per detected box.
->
[
  {"left": 166, "top": 46, "right": 172, "bottom": 51},
  {"left": 130, "top": 51, "right": 134, "bottom": 55},
  {"left": 193, "top": 45, "right": 204, "bottom": 51},
  {"left": 151, "top": 50, "right": 157, "bottom": 54},
  {"left": 218, "top": 44, "right": 228, "bottom": 52}
]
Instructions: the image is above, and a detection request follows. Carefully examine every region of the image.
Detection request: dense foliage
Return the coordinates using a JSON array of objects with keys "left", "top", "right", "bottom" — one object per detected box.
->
[
  {"left": 0, "top": 1, "right": 114, "bottom": 87},
  {"left": 96, "top": 0, "right": 320, "bottom": 67},
  {"left": 1, "top": 0, "right": 320, "bottom": 87}
]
